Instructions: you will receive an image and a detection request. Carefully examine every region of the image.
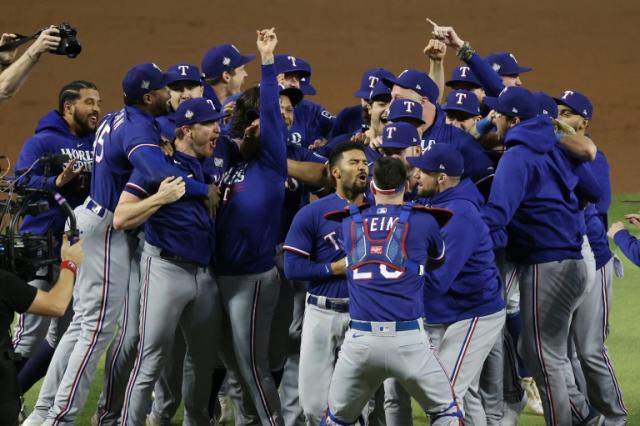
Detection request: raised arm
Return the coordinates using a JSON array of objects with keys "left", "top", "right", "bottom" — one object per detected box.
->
[
  {"left": 0, "top": 27, "right": 61, "bottom": 105},
  {"left": 256, "top": 27, "right": 287, "bottom": 176}
]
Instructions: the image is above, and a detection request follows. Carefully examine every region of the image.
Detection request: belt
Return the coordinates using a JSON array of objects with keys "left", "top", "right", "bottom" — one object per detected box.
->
[
  {"left": 86, "top": 198, "right": 107, "bottom": 218},
  {"left": 307, "top": 294, "right": 349, "bottom": 313},
  {"left": 160, "top": 250, "right": 198, "bottom": 266},
  {"left": 350, "top": 319, "right": 421, "bottom": 332}
]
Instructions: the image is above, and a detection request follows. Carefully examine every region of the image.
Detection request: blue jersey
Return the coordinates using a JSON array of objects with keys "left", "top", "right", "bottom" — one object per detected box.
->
[
  {"left": 124, "top": 151, "right": 214, "bottom": 266},
  {"left": 215, "top": 64, "right": 287, "bottom": 275},
  {"left": 90, "top": 106, "right": 208, "bottom": 212},
  {"left": 330, "top": 104, "right": 367, "bottom": 138},
  {"left": 283, "top": 193, "right": 350, "bottom": 298},
  {"left": 156, "top": 111, "right": 177, "bottom": 142},
  {"left": 16, "top": 110, "right": 93, "bottom": 239},
  {"left": 280, "top": 143, "right": 327, "bottom": 242},
  {"left": 613, "top": 231, "right": 640, "bottom": 267},
  {"left": 338, "top": 204, "right": 445, "bottom": 322},
  {"left": 422, "top": 105, "right": 494, "bottom": 182},
  {"left": 422, "top": 179, "right": 504, "bottom": 324},
  {"left": 288, "top": 100, "right": 334, "bottom": 148},
  {"left": 462, "top": 52, "right": 505, "bottom": 97}
]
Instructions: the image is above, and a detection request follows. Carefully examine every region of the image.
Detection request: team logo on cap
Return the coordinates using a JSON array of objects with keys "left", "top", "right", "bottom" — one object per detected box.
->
[
  {"left": 368, "top": 76, "right": 379, "bottom": 88},
  {"left": 222, "top": 57, "right": 231, "bottom": 66},
  {"left": 141, "top": 80, "right": 150, "bottom": 89},
  {"left": 459, "top": 66, "right": 470, "bottom": 77},
  {"left": 184, "top": 110, "right": 194, "bottom": 119},
  {"left": 583, "top": 109, "right": 588, "bottom": 116},
  {"left": 439, "top": 164, "right": 446, "bottom": 170},
  {"left": 562, "top": 90, "right": 574, "bottom": 100},
  {"left": 178, "top": 65, "right": 189, "bottom": 76},
  {"left": 512, "top": 107, "right": 519, "bottom": 114},
  {"left": 416, "top": 84, "right": 422, "bottom": 90}
]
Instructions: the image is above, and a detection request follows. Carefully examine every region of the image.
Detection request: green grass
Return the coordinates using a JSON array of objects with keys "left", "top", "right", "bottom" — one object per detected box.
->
[{"left": 22, "top": 195, "right": 640, "bottom": 425}]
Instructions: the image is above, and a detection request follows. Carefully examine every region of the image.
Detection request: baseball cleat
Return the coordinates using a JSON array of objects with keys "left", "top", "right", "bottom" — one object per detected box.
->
[{"left": 521, "top": 376, "right": 544, "bottom": 416}]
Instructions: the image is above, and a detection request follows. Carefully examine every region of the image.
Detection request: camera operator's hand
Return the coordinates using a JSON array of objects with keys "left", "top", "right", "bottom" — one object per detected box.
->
[
  {"left": 0, "top": 33, "right": 19, "bottom": 65},
  {"left": 61, "top": 234, "right": 84, "bottom": 266},
  {"left": 26, "top": 26, "right": 61, "bottom": 61},
  {"left": 56, "top": 159, "right": 84, "bottom": 188}
]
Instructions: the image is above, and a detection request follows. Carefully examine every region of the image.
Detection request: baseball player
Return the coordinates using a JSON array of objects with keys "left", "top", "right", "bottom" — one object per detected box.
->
[
  {"left": 330, "top": 68, "right": 395, "bottom": 138},
  {"left": 441, "top": 90, "right": 481, "bottom": 133},
  {"left": 481, "top": 87, "right": 601, "bottom": 426},
  {"left": 282, "top": 141, "right": 368, "bottom": 425},
  {"left": 383, "top": 70, "right": 494, "bottom": 182},
  {"left": 23, "top": 63, "right": 217, "bottom": 426},
  {"left": 201, "top": 43, "right": 255, "bottom": 110},
  {"left": 320, "top": 156, "right": 461, "bottom": 426},
  {"left": 555, "top": 90, "right": 628, "bottom": 425},
  {"left": 93, "top": 64, "right": 208, "bottom": 426},
  {"left": 118, "top": 97, "right": 225, "bottom": 425},
  {"left": 274, "top": 54, "right": 335, "bottom": 148},
  {"left": 12, "top": 81, "right": 98, "bottom": 395},
  {"left": 214, "top": 28, "right": 286, "bottom": 426},
  {"left": 410, "top": 144, "right": 506, "bottom": 425}
]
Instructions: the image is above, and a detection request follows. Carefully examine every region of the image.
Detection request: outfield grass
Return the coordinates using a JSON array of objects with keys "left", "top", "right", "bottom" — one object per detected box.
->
[{"left": 22, "top": 195, "right": 640, "bottom": 425}]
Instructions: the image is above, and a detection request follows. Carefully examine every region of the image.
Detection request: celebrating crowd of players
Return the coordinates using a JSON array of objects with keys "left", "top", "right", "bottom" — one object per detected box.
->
[{"left": 4, "top": 19, "right": 637, "bottom": 426}]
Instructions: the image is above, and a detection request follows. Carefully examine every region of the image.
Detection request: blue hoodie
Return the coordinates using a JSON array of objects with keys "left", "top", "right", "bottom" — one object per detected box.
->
[
  {"left": 482, "top": 116, "right": 600, "bottom": 264},
  {"left": 15, "top": 110, "right": 94, "bottom": 239},
  {"left": 585, "top": 151, "right": 613, "bottom": 269},
  {"left": 423, "top": 179, "right": 504, "bottom": 324}
]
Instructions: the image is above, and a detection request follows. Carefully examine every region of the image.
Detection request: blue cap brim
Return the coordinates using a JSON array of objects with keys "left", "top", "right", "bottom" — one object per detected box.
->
[
  {"left": 380, "top": 141, "right": 414, "bottom": 150},
  {"left": 382, "top": 76, "right": 401, "bottom": 89},
  {"left": 445, "top": 78, "right": 481, "bottom": 88},
  {"left": 483, "top": 96, "right": 500, "bottom": 111},
  {"left": 166, "top": 76, "right": 201, "bottom": 86},
  {"left": 406, "top": 156, "right": 429, "bottom": 170},
  {"left": 442, "top": 106, "right": 479, "bottom": 116},
  {"left": 236, "top": 54, "right": 256, "bottom": 68},
  {"left": 353, "top": 89, "right": 371, "bottom": 99},
  {"left": 301, "top": 84, "right": 316, "bottom": 96}
]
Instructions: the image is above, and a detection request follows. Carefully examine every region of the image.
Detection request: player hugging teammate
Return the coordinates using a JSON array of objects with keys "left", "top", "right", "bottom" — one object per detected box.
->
[{"left": 12, "top": 18, "right": 629, "bottom": 426}]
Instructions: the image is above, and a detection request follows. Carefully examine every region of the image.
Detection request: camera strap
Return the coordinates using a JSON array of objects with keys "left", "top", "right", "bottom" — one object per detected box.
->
[{"left": 0, "top": 31, "right": 40, "bottom": 53}]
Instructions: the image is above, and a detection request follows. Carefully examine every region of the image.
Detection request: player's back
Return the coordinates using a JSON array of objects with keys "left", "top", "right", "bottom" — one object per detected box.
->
[
  {"left": 340, "top": 203, "right": 444, "bottom": 322},
  {"left": 90, "top": 107, "right": 159, "bottom": 212}
]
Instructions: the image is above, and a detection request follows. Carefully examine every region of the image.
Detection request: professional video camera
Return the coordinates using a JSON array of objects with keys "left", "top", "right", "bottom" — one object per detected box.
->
[{"left": 0, "top": 154, "right": 79, "bottom": 281}]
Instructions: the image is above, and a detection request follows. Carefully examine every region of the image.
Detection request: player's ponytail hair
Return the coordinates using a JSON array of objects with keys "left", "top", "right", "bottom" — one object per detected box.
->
[
  {"left": 229, "top": 86, "right": 260, "bottom": 137},
  {"left": 58, "top": 80, "right": 98, "bottom": 114}
]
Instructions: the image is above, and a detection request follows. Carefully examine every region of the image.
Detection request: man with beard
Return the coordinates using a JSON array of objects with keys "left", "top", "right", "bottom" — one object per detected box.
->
[
  {"left": 23, "top": 63, "right": 218, "bottom": 426},
  {"left": 410, "top": 144, "right": 505, "bottom": 425},
  {"left": 283, "top": 141, "right": 368, "bottom": 425},
  {"left": 12, "top": 81, "right": 99, "bottom": 399}
]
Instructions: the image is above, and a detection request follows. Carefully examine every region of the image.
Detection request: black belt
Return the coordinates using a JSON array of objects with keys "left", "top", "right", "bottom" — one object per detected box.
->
[
  {"left": 307, "top": 294, "right": 349, "bottom": 313},
  {"left": 160, "top": 250, "right": 197, "bottom": 266}
]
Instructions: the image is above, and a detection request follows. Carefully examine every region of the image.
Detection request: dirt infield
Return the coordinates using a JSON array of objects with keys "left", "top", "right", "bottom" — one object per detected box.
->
[{"left": 1, "top": 0, "right": 638, "bottom": 192}]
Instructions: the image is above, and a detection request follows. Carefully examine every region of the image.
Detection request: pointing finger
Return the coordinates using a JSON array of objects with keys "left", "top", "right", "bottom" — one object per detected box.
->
[{"left": 426, "top": 18, "right": 439, "bottom": 28}]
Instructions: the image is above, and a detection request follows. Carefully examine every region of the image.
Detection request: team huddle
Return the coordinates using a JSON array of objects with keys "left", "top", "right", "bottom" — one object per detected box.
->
[{"left": 10, "top": 21, "right": 630, "bottom": 426}]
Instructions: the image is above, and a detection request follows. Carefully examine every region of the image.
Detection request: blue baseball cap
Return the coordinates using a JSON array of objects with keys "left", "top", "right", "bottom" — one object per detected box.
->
[
  {"left": 369, "top": 80, "right": 391, "bottom": 103},
  {"left": 533, "top": 91, "right": 558, "bottom": 119},
  {"left": 445, "top": 66, "right": 481, "bottom": 88},
  {"left": 483, "top": 86, "right": 539, "bottom": 120},
  {"left": 553, "top": 90, "right": 593, "bottom": 119},
  {"left": 388, "top": 99, "right": 424, "bottom": 124},
  {"left": 274, "top": 54, "right": 311, "bottom": 77},
  {"left": 407, "top": 143, "right": 464, "bottom": 176},
  {"left": 201, "top": 44, "right": 255, "bottom": 80},
  {"left": 174, "top": 98, "right": 225, "bottom": 127},
  {"left": 354, "top": 68, "right": 395, "bottom": 99},
  {"left": 279, "top": 85, "right": 304, "bottom": 107},
  {"left": 122, "top": 63, "right": 167, "bottom": 100},
  {"left": 442, "top": 90, "right": 481, "bottom": 116},
  {"left": 165, "top": 64, "right": 202, "bottom": 86},
  {"left": 485, "top": 52, "right": 532, "bottom": 76},
  {"left": 383, "top": 69, "right": 439, "bottom": 103},
  {"left": 380, "top": 122, "right": 421, "bottom": 150}
]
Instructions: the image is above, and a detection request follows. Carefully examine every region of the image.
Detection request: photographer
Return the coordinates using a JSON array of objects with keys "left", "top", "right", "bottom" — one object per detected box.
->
[
  {"left": 1, "top": 237, "right": 83, "bottom": 426},
  {"left": 0, "top": 26, "right": 61, "bottom": 105},
  {"left": 11, "top": 79, "right": 99, "bottom": 395}
]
